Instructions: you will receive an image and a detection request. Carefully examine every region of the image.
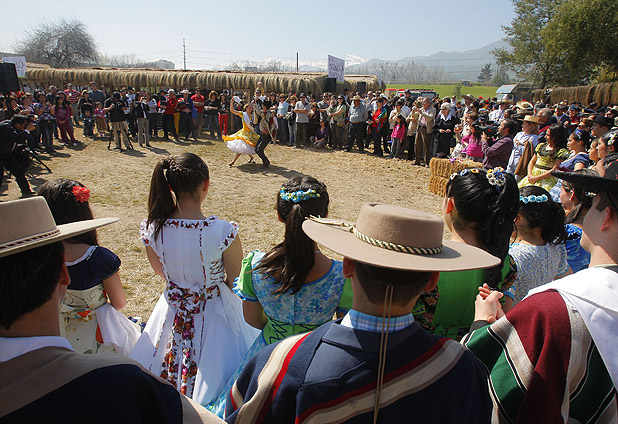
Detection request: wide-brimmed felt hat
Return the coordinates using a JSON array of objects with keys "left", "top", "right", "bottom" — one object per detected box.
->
[
  {"left": 0, "top": 197, "right": 118, "bottom": 258},
  {"left": 352, "top": 95, "right": 362, "bottom": 101},
  {"left": 302, "top": 203, "right": 500, "bottom": 272},
  {"left": 519, "top": 115, "right": 539, "bottom": 124},
  {"left": 463, "top": 94, "right": 475, "bottom": 100},
  {"left": 180, "top": 89, "right": 190, "bottom": 94},
  {"left": 552, "top": 161, "right": 618, "bottom": 194},
  {"left": 516, "top": 100, "right": 533, "bottom": 110}
]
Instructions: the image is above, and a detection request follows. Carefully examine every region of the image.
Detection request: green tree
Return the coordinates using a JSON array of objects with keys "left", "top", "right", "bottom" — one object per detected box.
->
[
  {"left": 477, "top": 63, "right": 493, "bottom": 85},
  {"left": 492, "top": 64, "right": 511, "bottom": 86},
  {"left": 543, "top": 0, "right": 618, "bottom": 83},
  {"left": 452, "top": 82, "right": 463, "bottom": 98},
  {"left": 492, "top": 0, "right": 565, "bottom": 88},
  {"left": 15, "top": 19, "right": 98, "bottom": 68}
]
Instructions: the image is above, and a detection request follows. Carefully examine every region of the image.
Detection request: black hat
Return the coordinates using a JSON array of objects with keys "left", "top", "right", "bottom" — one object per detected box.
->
[
  {"left": 112, "top": 92, "right": 121, "bottom": 98},
  {"left": 552, "top": 161, "right": 618, "bottom": 194},
  {"left": 262, "top": 100, "right": 272, "bottom": 108},
  {"left": 590, "top": 114, "right": 615, "bottom": 127}
]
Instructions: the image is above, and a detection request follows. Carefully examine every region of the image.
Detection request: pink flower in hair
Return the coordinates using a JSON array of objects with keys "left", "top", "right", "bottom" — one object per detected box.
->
[{"left": 72, "top": 186, "right": 90, "bottom": 203}]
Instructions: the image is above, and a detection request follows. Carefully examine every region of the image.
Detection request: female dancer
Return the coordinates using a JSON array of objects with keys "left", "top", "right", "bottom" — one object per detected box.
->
[
  {"left": 223, "top": 99, "right": 257, "bottom": 167},
  {"left": 211, "top": 175, "right": 352, "bottom": 417},
  {"left": 130, "top": 153, "right": 258, "bottom": 406},
  {"left": 38, "top": 178, "right": 140, "bottom": 355},
  {"left": 414, "top": 167, "right": 519, "bottom": 338}
]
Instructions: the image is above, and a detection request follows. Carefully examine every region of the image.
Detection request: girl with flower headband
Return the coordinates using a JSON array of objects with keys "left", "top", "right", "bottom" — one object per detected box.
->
[
  {"left": 413, "top": 167, "right": 519, "bottom": 339},
  {"left": 210, "top": 175, "right": 352, "bottom": 417},
  {"left": 38, "top": 178, "right": 140, "bottom": 355},
  {"left": 597, "top": 129, "right": 617, "bottom": 161},
  {"left": 507, "top": 185, "right": 569, "bottom": 304},
  {"left": 559, "top": 169, "right": 598, "bottom": 272},
  {"left": 131, "top": 153, "right": 258, "bottom": 407}
]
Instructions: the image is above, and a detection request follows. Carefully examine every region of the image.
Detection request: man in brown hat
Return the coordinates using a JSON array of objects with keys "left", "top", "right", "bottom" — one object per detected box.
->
[
  {"left": 464, "top": 162, "right": 618, "bottom": 422},
  {"left": 225, "top": 203, "right": 496, "bottom": 423},
  {"left": 0, "top": 197, "right": 222, "bottom": 423}
]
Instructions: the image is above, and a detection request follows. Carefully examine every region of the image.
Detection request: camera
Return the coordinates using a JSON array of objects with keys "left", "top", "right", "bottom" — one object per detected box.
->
[{"left": 474, "top": 117, "right": 499, "bottom": 138}]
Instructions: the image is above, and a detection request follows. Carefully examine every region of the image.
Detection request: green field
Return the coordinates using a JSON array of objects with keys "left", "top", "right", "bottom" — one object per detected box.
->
[{"left": 386, "top": 84, "right": 500, "bottom": 100}]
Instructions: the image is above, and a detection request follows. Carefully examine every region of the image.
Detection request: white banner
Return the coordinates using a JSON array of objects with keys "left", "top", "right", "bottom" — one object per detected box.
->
[
  {"left": 327, "top": 55, "right": 345, "bottom": 82},
  {"left": 2, "top": 56, "right": 26, "bottom": 78}
]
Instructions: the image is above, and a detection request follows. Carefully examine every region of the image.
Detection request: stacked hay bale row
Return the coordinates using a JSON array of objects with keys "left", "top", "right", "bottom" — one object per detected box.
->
[
  {"left": 428, "top": 157, "right": 484, "bottom": 197},
  {"left": 539, "top": 82, "right": 618, "bottom": 106},
  {"left": 22, "top": 68, "right": 383, "bottom": 95}
]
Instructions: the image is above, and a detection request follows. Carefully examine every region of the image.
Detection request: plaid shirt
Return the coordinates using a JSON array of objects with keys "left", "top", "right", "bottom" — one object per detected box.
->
[{"left": 340, "top": 309, "right": 415, "bottom": 333}]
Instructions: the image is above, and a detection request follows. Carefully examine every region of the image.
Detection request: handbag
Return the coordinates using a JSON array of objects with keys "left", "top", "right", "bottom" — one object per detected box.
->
[{"left": 515, "top": 141, "right": 534, "bottom": 177}]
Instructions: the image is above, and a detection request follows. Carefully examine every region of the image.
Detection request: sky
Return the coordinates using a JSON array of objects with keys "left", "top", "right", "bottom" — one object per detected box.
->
[{"left": 2, "top": 0, "right": 515, "bottom": 69}]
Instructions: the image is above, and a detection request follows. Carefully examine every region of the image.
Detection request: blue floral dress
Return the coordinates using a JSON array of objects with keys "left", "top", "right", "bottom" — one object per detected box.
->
[
  {"left": 565, "top": 224, "right": 591, "bottom": 273},
  {"left": 210, "top": 250, "right": 352, "bottom": 416}
]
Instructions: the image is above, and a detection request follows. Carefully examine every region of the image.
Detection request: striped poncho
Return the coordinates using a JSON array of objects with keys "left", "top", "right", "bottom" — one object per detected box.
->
[{"left": 463, "top": 289, "right": 617, "bottom": 423}]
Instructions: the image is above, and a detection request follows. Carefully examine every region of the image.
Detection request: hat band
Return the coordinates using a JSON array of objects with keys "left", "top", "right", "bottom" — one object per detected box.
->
[
  {"left": 308, "top": 217, "right": 443, "bottom": 255},
  {"left": 0, "top": 228, "right": 61, "bottom": 252}
]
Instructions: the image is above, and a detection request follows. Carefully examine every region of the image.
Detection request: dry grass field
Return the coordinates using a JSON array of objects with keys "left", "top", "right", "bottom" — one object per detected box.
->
[{"left": 2, "top": 130, "right": 444, "bottom": 320}]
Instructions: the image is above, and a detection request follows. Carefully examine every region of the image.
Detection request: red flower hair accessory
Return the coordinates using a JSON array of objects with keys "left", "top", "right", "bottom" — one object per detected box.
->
[{"left": 72, "top": 185, "right": 90, "bottom": 203}]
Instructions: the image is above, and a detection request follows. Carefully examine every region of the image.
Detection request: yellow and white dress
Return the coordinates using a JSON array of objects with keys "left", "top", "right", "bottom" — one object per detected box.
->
[{"left": 223, "top": 111, "right": 259, "bottom": 155}]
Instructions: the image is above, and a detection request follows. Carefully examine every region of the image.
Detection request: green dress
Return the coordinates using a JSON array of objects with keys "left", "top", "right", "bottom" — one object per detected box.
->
[
  {"left": 518, "top": 142, "right": 570, "bottom": 192},
  {"left": 413, "top": 255, "right": 516, "bottom": 340}
]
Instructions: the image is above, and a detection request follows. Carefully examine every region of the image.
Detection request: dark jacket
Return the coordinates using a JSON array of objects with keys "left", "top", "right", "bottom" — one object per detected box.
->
[{"left": 0, "top": 120, "right": 28, "bottom": 156}]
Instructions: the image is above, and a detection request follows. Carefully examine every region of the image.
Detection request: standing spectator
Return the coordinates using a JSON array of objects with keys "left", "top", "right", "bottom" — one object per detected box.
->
[
  {"left": 286, "top": 95, "right": 297, "bottom": 147},
  {"left": 204, "top": 91, "right": 221, "bottom": 139},
  {"left": 275, "top": 94, "right": 289, "bottom": 144},
  {"left": 52, "top": 95, "right": 77, "bottom": 146},
  {"left": 432, "top": 103, "right": 458, "bottom": 157},
  {"left": 481, "top": 119, "right": 517, "bottom": 169},
  {"left": 307, "top": 103, "right": 320, "bottom": 145},
  {"left": 78, "top": 90, "right": 94, "bottom": 118},
  {"left": 294, "top": 93, "right": 310, "bottom": 147},
  {"left": 347, "top": 95, "right": 367, "bottom": 153},
  {"left": 328, "top": 96, "right": 347, "bottom": 150},
  {"left": 413, "top": 97, "right": 436, "bottom": 165},
  {"left": 218, "top": 93, "right": 230, "bottom": 136},
  {"left": 191, "top": 88, "right": 205, "bottom": 136},
  {"left": 389, "top": 115, "right": 406, "bottom": 159},
  {"left": 35, "top": 92, "right": 55, "bottom": 154},
  {"left": 370, "top": 97, "right": 387, "bottom": 156},
  {"left": 406, "top": 99, "right": 422, "bottom": 161},
  {"left": 536, "top": 108, "right": 553, "bottom": 144},
  {"left": 178, "top": 90, "right": 196, "bottom": 141},
  {"left": 145, "top": 92, "right": 158, "bottom": 139},
  {"left": 94, "top": 102, "right": 108, "bottom": 138},
  {"left": 63, "top": 83, "right": 81, "bottom": 126},
  {"left": 88, "top": 81, "right": 105, "bottom": 106},
  {"left": 160, "top": 89, "right": 178, "bottom": 142},
  {"left": 552, "top": 104, "right": 569, "bottom": 125},
  {"left": 104, "top": 92, "right": 132, "bottom": 150},
  {"left": 317, "top": 92, "right": 330, "bottom": 121},
  {"left": 47, "top": 86, "right": 59, "bottom": 140},
  {"left": 507, "top": 115, "right": 539, "bottom": 177},
  {"left": 133, "top": 94, "right": 151, "bottom": 147}
]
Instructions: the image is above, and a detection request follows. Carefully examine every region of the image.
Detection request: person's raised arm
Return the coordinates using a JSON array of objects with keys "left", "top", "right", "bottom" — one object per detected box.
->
[{"left": 230, "top": 101, "right": 243, "bottom": 118}]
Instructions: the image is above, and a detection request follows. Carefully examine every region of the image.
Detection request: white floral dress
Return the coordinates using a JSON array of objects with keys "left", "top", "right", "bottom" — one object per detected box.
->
[{"left": 130, "top": 217, "right": 259, "bottom": 406}]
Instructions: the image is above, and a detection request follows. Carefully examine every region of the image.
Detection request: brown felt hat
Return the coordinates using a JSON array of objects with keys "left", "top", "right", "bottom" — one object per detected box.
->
[
  {"left": 302, "top": 203, "right": 500, "bottom": 272},
  {"left": 520, "top": 115, "right": 539, "bottom": 124},
  {"left": 0, "top": 197, "right": 118, "bottom": 258}
]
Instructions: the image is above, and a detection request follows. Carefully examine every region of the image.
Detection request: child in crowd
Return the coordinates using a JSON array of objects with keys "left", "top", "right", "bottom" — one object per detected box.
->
[
  {"left": 559, "top": 169, "right": 597, "bottom": 272},
  {"left": 459, "top": 122, "right": 484, "bottom": 162},
  {"left": 83, "top": 109, "right": 95, "bottom": 138},
  {"left": 38, "top": 178, "right": 140, "bottom": 355},
  {"left": 94, "top": 102, "right": 108, "bottom": 137},
  {"left": 130, "top": 153, "right": 258, "bottom": 407},
  {"left": 507, "top": 185, "right": 569, "bottom": 304},
  {"left": 389, "top": 115, "right": 406, "bottom": 159}
]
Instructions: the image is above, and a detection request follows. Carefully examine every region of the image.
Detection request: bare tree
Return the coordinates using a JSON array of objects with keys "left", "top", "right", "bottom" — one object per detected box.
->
[{"left": 15, "top": 19, "right": 98, "bottom": 68}]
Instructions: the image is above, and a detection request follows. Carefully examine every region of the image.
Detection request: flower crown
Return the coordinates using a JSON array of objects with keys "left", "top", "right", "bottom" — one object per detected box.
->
[
  {"left": 279, "top": 188, "right": 320, "bottom": 203},
  {"left": 607, "top": 132, "right": 616, "bottom": 146},
  {"left": 449, "top": 167, "right": 506, "bottom": 191},
  {"left": 520, "top": 194, "right": 548, "bottom": 204},
  {"left": 72, "top": 185, "right": 90, "bottom": 203}
]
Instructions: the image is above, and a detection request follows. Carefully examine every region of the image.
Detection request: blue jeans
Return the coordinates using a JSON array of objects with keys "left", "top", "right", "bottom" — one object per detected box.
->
[
  {"left": 206, "top": 114, "right": 220, "bottom": 138},
  {"left": 277, "top": 117, "right": 288, "bottom": 144},
  {"left": 288, "top": 121, "right": 296, "bottom": 146}
]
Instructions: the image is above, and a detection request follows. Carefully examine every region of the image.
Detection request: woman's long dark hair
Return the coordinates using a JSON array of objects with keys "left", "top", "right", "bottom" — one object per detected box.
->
[
  {"left": 255, "top": 176, "right": 329, "bottom": 296},
  {"left": 446, "top": 169, "right": 519, "bottom": 288},
  {"left": 38, "top": 178, "right": 98, "bottom": 245},
  {"left": 147, "top": 153, "right": 210, "bottom": 240},
  {"left": 548, "top": 123, "right": 568, "bottom": 150},
  {"left": 562, "top": 169, "right": 599, "bottom": 223},
  {"left": 518, "top": 186, "right": 567, "bottom": 244}
]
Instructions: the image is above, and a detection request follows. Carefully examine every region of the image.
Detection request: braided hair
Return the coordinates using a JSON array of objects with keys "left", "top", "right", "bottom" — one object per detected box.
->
[
  {"left": 255, "top": 176, "right": 329, "bottom": 296},
  {"left": 147, "top": 153, "right": 210, "bottom": 239}
]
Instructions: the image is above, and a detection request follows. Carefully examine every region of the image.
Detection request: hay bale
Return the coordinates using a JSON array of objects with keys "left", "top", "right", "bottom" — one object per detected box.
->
[{"left": 428, "top": 157, "right": 484, "bottom": 196}]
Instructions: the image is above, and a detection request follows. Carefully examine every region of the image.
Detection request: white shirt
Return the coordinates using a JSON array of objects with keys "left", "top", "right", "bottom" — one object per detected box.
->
[{"left": 0, "top": 336, "right": 73, "bottom": 363}]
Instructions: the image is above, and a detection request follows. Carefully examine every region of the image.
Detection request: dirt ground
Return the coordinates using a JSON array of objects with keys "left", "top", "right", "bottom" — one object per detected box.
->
[{"left": 1, "top": 129, "right": 444, "bottom": 320}]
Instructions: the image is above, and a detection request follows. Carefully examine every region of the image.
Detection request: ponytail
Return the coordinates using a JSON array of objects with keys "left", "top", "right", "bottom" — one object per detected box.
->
[
  {"left": 147, "top": 153, "right": 210, "bottom": 240},
  {"left": 256, "top": 176, "right": 329, "bottom": 296}
]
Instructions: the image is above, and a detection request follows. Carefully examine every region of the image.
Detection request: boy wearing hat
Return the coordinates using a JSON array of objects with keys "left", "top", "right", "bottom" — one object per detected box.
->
[
  {"left": 254, "top": 100, "right": 277, "bottom": 168},
  {"left": 225, "top": 203, "right": 495, "bottom": 423},
  {"left": 0, "top": 197, "right": 222, "bottom": 423},
  {"left": 464, "top": 163, "right": 618, "bottom": 422}
]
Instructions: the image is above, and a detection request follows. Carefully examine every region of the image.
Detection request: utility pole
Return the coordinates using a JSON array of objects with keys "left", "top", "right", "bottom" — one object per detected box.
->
[
  {"left": 296, "top": 52, "right": 299, "bottom": 72},
  {"left": 183, "top": 38, "right": 186, "bottom": 70}
]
